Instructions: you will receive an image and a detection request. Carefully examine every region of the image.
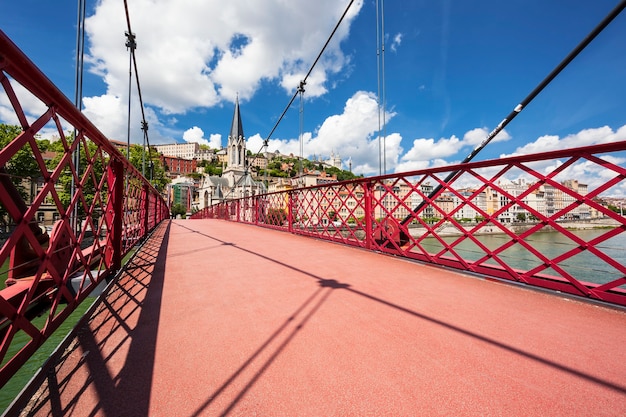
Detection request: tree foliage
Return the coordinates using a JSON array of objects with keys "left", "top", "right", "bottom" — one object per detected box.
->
[
  {"left": 43, "top": 135, "right": 105, "bottom": 217},
  {"left": 0, "top": 124, "right": 41, "bottom": 185},
  {"left": 266, "top": 207, "right": 287, "bottom": 225},
  {"left": 254, "top": 155, "right": 360, "bottom": 181},
  {"left": 171, "top": 203, "right": 187, "bottom": 218},
  {"left": 126, "top": 145, "right": 169, "bottom": 192},
  {"left": 0, "top": 124, "right": 43, "bottom": 226},
  {"left": 198, "top": 158, "right": 223, "bottom": 176}
]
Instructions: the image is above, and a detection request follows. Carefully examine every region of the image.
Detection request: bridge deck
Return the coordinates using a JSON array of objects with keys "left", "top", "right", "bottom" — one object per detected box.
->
[{"left": 15, "top": 220, "right": 626, "bottom": 416}]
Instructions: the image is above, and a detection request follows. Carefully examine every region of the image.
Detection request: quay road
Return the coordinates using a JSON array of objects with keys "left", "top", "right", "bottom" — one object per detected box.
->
[{"left": 9, "top": 219, "right": 626, "bottom": 416}]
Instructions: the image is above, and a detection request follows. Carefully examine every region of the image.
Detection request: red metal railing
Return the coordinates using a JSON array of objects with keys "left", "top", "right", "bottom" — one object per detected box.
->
[
  {"left": 193, "top": 141, "right": 626, "bottom": 307},
  {"left": 0, "top": 31, "right": 168, "bottom": 385}
]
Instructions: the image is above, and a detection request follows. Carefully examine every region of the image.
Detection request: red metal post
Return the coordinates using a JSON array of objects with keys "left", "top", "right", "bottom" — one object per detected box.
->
[
  {"left": 141, "top": 184, "right": 149, "bottom": 236},
  {"left": 105, "top": 159, "right": 124, "bottom": 271},
  {"left": 364, "top": 181, "right": 373, "bottom": 250},
  {"left": 288, "top": 191, "right": 294, "bottom": 233}
]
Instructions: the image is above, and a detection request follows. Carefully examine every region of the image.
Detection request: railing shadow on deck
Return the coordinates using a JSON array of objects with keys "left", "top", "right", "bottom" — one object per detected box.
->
[
  {"left": 173, "top": 222, "right": 626, "bottom": 417},
  {"left": 6, "top": 221, "right": 170, "bottom": 417}
]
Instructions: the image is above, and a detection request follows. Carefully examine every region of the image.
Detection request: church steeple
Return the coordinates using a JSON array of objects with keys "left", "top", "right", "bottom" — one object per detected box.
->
[
  {"left": 227, "top": 96, "right": 246, "bottom": 171},
  {"left": 229, "top": 95, "right": 244, "bottom": 142}
]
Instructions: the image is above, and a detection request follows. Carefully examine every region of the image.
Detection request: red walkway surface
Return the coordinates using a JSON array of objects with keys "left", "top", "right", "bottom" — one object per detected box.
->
[{"left": 13, "top": 219, "right": 626, "bottom": 416}]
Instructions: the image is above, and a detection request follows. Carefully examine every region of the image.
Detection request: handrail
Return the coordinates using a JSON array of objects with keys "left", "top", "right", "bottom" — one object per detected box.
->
[
  {"left": 0, "top": 29, "right": 169, "bottom": 386},
  {"left": 192, "top": 140, "right": 626, "bottom": 307}
]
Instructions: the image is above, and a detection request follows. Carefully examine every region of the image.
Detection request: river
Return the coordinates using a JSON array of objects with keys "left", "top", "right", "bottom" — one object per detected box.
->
[{"left": 417, "top": 228, "right": 625, "bottom": 286}]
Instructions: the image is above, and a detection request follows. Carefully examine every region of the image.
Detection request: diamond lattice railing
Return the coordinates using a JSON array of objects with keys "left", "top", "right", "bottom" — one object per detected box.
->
[
  {"left": 192, "top": 141, "right": 626, "bottom": 307},
  {"left": 0, "top": 30, "right": 168, "bottom": 386}
]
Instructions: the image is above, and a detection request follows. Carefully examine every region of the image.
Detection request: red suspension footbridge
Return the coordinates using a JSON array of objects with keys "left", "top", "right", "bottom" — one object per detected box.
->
[{"left": 1, "top": 1, "right": 626, "bottom": 415}]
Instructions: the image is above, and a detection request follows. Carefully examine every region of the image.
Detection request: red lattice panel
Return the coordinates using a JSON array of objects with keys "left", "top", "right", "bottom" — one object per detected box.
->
[
  {"left": 193, "top": 141, "right": 626, "bottom": 308},
  {"left": 0, "top": 31, "right": 168, "bottom": 385}
]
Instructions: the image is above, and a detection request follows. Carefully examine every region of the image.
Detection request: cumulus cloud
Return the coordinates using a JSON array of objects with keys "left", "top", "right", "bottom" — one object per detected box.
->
[
  {"left": 463, "top": 127, "right": 511, "bottom": 146},
  {"left": 82, "top": 0, "right": 363, "bottom": 131},
  {"left": 397, "top": 126, "right": 511, "bottom": 172},
  {"left": 245, "top": 90, "right": 401, "bottom": 176},
  {"left": 491, "top": 124, "right": 626, "bottom": 196},
  {"left": 502, "top": 125, "right": 626, "bottom": 157},
  {"left": 0, "top": 82, "right": 50, "bottom": 128},
  {"left": 183, "top": 126, "right": 222, "bottom": 148}
]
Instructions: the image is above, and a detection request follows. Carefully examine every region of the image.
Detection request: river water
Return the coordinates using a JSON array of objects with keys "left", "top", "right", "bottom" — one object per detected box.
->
[{"left": 417, "top": 228, "right": 626, "bottom": 286}]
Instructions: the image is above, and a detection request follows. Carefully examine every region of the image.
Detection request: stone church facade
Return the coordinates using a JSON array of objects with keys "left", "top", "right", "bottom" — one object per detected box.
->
[{"left": 197, "top": 98, "right": 266, "bottom": 209}]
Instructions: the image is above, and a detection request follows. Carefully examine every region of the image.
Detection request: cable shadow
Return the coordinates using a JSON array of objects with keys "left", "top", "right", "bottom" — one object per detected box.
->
[
  {"left": 175, "top": 222, "right": 626, "bottom": 398},
  {"left": 190, "top": 279, "right": 346, "bottom": 417},
  {"left": 12, "top": 221, "right": 171, "bottom": 416}
]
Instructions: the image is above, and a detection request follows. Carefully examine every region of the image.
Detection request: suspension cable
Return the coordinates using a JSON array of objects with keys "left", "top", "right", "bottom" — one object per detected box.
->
[
  {"left": 123, "top": 0, "right": 154, "bottom": 178},
  {"left": 260, "top": 0, "right": 357, "bottom": 150},
  {"left": 399, "top": 0, "right": 626, "bottom": 226},
  {"left": 244, "top": 0, "right": 357, "bottom": 193},
  {"left": 298, "top": 81, "right": 305, "bottom": 181},
  {"left": 375, "top": 0, "right": 381, "bottom": 176},
  {"left": 124, "top": 31, "right": 134, "bottom": 160},
  {"left": 380, "top": 0, "right": 387, "bottom": 175},
  {"left": 71, "top": 0, "right": 86, "bottom": 232}
]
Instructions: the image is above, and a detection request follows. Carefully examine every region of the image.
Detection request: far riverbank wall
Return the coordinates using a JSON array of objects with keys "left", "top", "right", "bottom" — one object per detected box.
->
[{"left": 408, "top": 217, "right": 622, "bottom": 237}]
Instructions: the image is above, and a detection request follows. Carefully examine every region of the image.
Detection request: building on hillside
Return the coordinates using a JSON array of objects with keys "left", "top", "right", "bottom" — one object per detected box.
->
[
  {"left": 153, "top": 142, "right": 217, "bottom": 163},
  {"left": 160, "top": 155, "right": 197, "bottom": 177},
  {"left": 249, "top": 154, "right": 268, "bottom": 171},
  {"left": 267, "top": 178, "right": 294, "bottom": 194},
  {"left": 325, "top": 151, "right": 342, "bottom": 169},
  {"left": 108, "top": 139, "right": 129, "bottom": 154},
  {"left": 196, "top": 98, "right": 266, "bottom": 209},
  {"left": 169, "top": 182, "right": 193, "bottom": 214},
  {"left": 291, "top": 169, "right": 337, "bottom": 188},
  {"left": 195, "top": 147, "right": 217, "bottom": 162},
  {"left": 216, "top": 148, "right": 227, "bottom": 164},
  {"left": 153, "top": 142, "right": 199, "bottom": 160}
]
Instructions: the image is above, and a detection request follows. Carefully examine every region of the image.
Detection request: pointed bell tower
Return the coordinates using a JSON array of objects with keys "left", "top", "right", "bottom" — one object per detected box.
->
[{"left": 223, "top": 96, "right": 247, "bottom": 187}]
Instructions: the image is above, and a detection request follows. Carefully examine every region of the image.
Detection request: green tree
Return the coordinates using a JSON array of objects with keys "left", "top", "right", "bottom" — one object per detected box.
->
[
  {"left": 45, "top": 136, "right": 106, "bottom": 217},
  {"left": 171, "top": 203, "right": 186, "bottom": 218},
  {"left": 323, "top": 166, "right": 362, "bottom": 181},
  {"left": 0, "top": 124, "right": 43, "bottom": 227},
  {"left": 127, "top": 144, "right": 169, "bottom": 192},
  {"left": 200, "top": 158, "right": 223, "bottom": 176},
  {"left": 266, "top": 207, "right": 287, "bottom": 225}
]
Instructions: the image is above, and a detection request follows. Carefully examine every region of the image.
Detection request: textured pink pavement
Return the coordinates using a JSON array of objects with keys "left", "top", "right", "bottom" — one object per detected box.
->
[{"left": 14, "top": 219, "right": 626, "bottom": 416}]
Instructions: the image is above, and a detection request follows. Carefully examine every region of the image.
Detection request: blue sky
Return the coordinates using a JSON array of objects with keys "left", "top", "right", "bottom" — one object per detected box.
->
[{"left": 1, "top": 0, "right": 625, "bottom": 179}]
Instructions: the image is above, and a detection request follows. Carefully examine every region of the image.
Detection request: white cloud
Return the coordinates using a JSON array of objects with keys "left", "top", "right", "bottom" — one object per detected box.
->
[
  {"left": 244, "top": 90, "right": 401, "bottom": 176},
  {"left": 503, "top": 125, "right": 626, "bottom": 157},
  {"left": 82, "top": 94, "right": 127, "bottom": 141},
  {"left": 390, "top": 33, "right": 403, "bottom": 52},
  {"left": 0, "top": 81, "right": 50, "bottom": 128},
  {"left": 398, "top": 127, "right": 511, "bottom": 171},
  {"left": 463, "top": 127, "right": 511, "bottom": 146},
  {"left": 82, "top": 0, "right": 364, "bottom": 124},
  {"left": 207, "top": 134, "right": 223, "bottom": 149},
  {"left": 304, "top": 91, "right": 400, "bottom": 175},
  {"left": 182, "top": 126, "right": 222, "bottom": 148},
  {"left": 492, "top": 124, "right": 626, "bottom": 197}
]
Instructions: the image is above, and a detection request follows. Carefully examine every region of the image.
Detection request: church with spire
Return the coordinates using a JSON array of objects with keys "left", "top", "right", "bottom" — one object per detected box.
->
[{"left": 197, "top": 97, "right": 266, "bottom": 209}]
